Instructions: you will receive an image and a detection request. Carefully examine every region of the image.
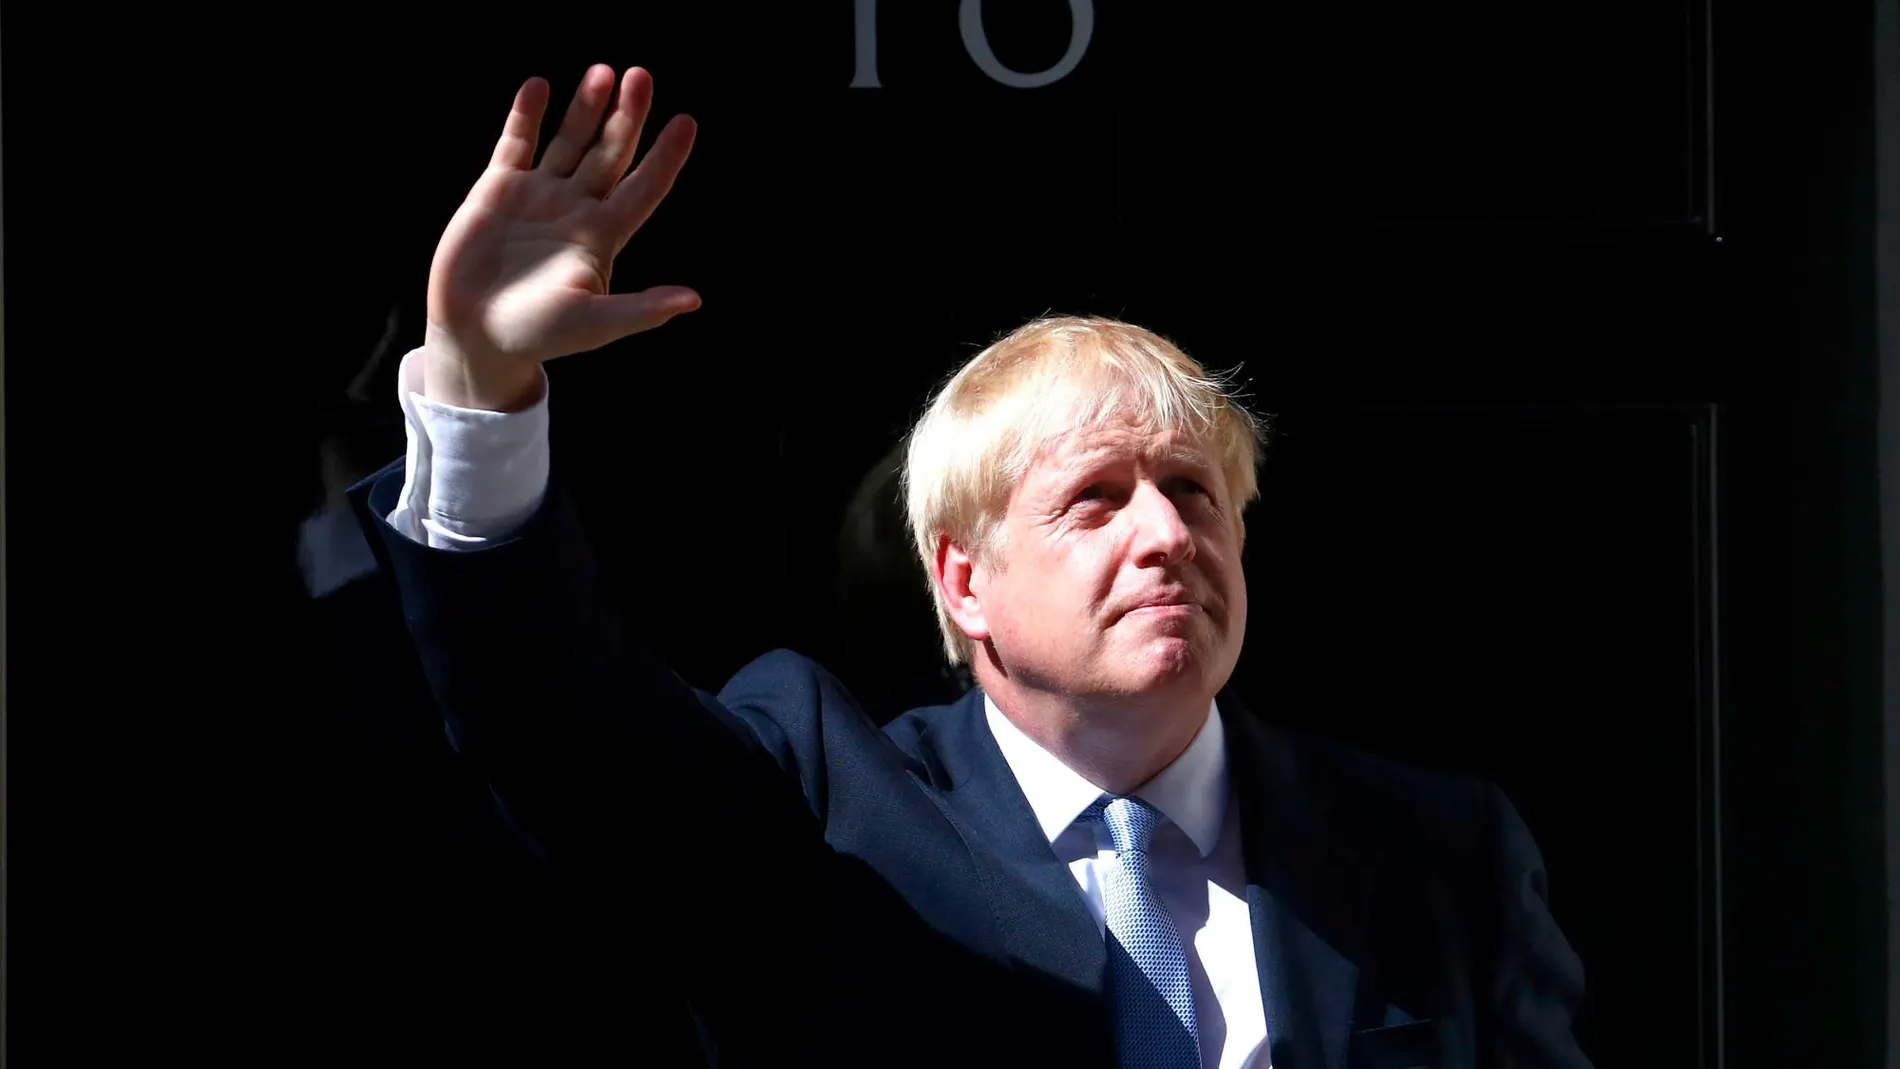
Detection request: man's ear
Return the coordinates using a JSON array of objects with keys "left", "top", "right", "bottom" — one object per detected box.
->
[{"left": 932, "top": 534, "right": 991, "bottom": 645}]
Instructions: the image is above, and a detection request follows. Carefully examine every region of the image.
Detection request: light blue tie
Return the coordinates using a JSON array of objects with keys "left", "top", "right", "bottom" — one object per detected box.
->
[{"left": 1085, "top": 794, "right": 1202, "bottom": 1069}]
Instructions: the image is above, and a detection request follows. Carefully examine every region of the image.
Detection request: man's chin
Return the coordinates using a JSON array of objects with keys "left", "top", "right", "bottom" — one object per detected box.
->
[
  {"left": 1119, "top": 631, "right": 1242, "bottom": 692},
  {"left": 1115, "top": 640, "right": 1213, "bottom": 692}
]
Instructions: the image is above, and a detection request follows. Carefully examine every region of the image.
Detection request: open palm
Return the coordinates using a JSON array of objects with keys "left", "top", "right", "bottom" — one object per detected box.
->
[{"left": 426, "top": 65, "right": 699, "bottom": 400}]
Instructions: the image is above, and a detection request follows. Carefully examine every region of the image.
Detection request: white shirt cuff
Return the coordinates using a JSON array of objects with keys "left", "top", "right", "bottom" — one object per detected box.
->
[{"left": 385, "top": 348, "right": 551, "bottom": 550}]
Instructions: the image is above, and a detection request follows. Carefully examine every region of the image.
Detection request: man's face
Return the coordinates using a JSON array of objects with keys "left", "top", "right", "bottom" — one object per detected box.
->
[{"left": 968, "top": 409, "right": 1248, "bottom": 709}]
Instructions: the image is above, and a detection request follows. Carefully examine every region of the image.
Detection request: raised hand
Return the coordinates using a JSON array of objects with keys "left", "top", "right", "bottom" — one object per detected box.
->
[{"left": 421, "top": 65, "right": 700, "bottom": 410}]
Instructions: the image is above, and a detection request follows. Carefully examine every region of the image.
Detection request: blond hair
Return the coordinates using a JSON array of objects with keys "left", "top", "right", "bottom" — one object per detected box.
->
[{"left": 902, "top": 315, "right": 1269, "bottom": 665}]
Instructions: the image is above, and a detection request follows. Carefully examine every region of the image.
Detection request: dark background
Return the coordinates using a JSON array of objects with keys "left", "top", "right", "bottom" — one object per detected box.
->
[{"left": 6, "top": 0, "right": 1892, "bottom": 1065}]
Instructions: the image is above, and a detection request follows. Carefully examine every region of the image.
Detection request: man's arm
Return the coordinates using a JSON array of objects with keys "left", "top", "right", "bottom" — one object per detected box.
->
[
  {"left": 346, "top": 67, "right": 850, "bottom": 1058},
  {"left": 359, "top": 58, "right": 839, "bottom": 878},
  {"left": 1480, "top": 784, "right": 1595, "bottom": 1068}
]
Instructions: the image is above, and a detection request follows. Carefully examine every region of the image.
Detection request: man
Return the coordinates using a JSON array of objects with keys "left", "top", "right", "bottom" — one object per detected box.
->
[{"left": 351, "top": 64, "right": 1592, "bottom": 1068}]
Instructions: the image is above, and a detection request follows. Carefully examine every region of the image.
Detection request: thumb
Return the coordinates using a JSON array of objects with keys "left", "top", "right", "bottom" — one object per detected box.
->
[{"left": 555, "top": 286, "right": 702, "bottom": 354}]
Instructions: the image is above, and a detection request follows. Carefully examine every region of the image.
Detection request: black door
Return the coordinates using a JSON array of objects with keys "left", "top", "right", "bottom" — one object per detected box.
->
[{"left": 219, "top": 2, "right": 1888, "bottom": 1066}]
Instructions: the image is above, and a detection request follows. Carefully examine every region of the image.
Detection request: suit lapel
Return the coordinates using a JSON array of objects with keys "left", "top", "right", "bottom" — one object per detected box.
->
[
  {"left": 908, "top": 688, "right": 1381, "bottom": 1066},
  {"left": 1223, "top": 692, "right": 1380, "bottom": 1069},
  {"left": 912, "top": 690, "right": 1110, "bottom": 1003}
]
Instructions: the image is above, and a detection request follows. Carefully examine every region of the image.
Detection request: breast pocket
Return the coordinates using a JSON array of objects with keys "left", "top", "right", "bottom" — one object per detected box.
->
[{"left": 1348, "top": 1018, "right": 1440, "bottom": 1069}]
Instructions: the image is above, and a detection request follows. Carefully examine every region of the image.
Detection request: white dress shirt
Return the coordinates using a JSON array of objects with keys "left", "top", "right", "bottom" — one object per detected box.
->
[
  {"left": 985, "top": 698, "right": 1270, "bottom": 1069},
  {"left": 387, "top": 347, "right": 1270, "bottom": 1067}
]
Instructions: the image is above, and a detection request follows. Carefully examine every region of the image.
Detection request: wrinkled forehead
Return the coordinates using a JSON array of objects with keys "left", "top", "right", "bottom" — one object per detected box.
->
[
  {"left": 1035, "top": 415, "right": 1212, "bottom": 467},
  {"left": 1016, "top": 396, "right": 1224, "bottom": 492}
]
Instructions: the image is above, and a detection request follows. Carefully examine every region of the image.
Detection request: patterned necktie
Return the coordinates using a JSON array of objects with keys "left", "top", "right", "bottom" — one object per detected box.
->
[{"left": 1084, "top": 794, "right": 1202, "bottom": 1069}]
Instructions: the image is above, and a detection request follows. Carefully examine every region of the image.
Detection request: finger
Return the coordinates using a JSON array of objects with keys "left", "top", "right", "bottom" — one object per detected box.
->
[
  {"left": 538, "top": 64, "right": 617, "bottom": 178},
  {"left": 572, "top": 68, "right": 654, "bottom": 199},
  {"left": 489, "top": 77, "right": 551, "bottom": 171},
  {"left": 557, "top": 286, "right": 702, "bottom": 353},
  {"left": 606, "top": 114, "right": 697, "bottom": 239}
]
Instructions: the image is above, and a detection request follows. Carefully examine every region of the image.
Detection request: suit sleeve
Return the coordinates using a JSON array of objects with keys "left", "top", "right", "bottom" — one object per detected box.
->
[
  {"left": 355, "top": 458, "right": 822, "bottom": 860},
  {"left": 349, "top": 458, "right": 841, "bottom": 1057},
  {"left": 1480, "top": 784, "right": 1596, "bottom": 1069}
]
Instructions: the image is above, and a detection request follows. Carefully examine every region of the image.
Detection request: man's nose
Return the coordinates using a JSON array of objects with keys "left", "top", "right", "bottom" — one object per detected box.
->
[{"left": 1129, "top": 482, "right": 1194, "bottom": 568}]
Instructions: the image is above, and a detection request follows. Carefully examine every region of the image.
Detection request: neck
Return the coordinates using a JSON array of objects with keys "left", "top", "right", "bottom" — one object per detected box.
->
[{"left": 976, "top": 667, "right": 1212, "bottom": 795}]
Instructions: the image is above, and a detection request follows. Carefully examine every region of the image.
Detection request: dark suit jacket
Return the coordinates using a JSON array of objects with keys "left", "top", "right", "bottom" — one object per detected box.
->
[{"left": 351, "top": 459, "right": 1591, "bottom": 1069}]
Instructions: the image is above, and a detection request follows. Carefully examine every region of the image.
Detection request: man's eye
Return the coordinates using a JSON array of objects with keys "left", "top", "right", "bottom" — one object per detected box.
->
[{"left": 1075, "top": 485, "right": 1105, "bottom": 502}]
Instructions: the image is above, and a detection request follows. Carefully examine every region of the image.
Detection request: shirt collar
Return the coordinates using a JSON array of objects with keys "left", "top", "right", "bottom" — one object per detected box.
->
[{"left": 983, "top": 693, "right": 1230, "bottom": 858}]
